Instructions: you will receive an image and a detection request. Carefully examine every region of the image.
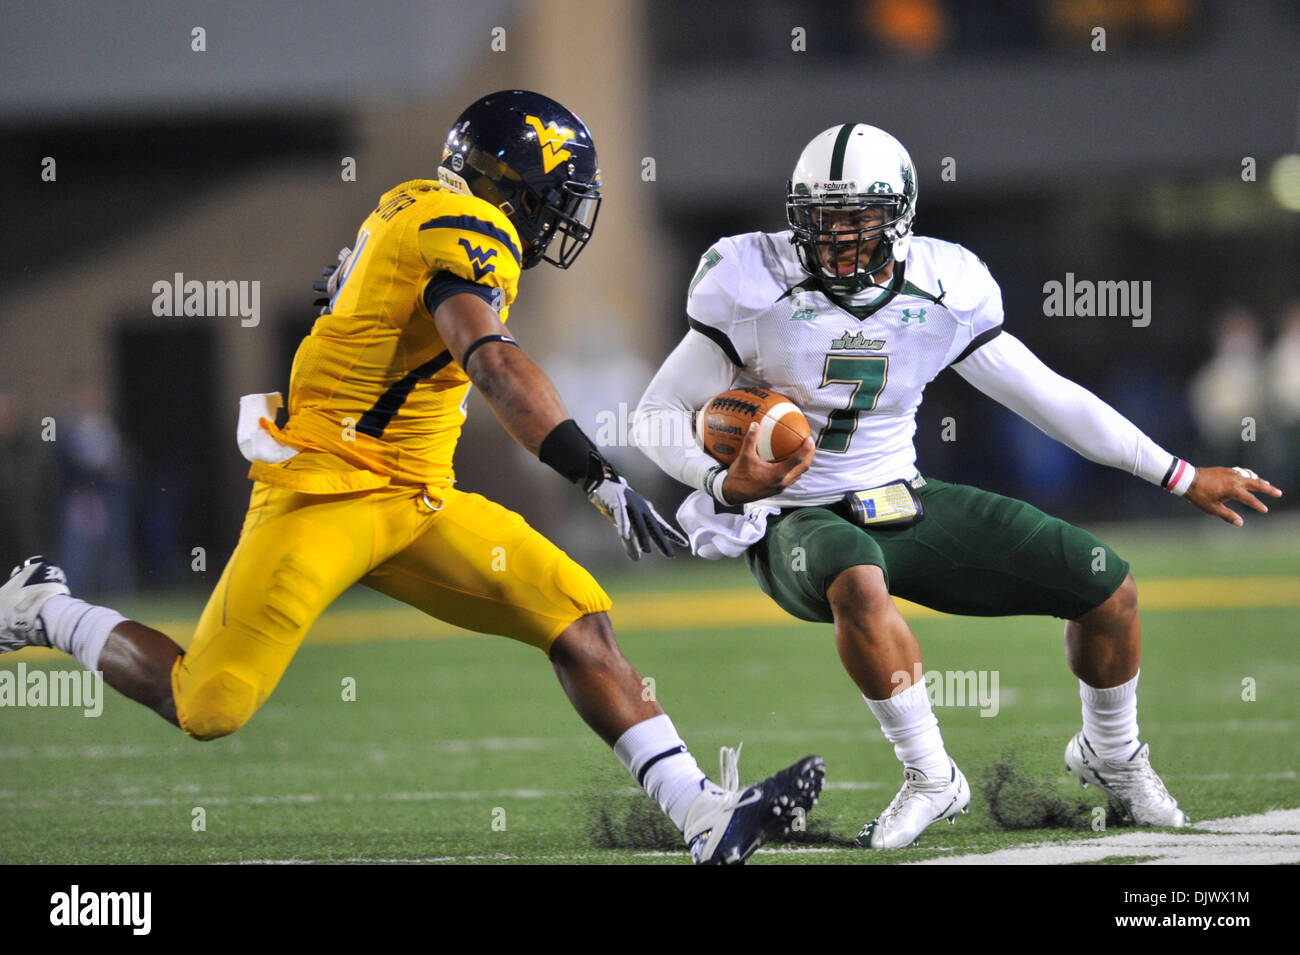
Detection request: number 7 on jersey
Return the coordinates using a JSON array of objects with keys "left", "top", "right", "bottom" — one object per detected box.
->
[{"left": 816, "top": 354, "right": 888, "bottom": 453}]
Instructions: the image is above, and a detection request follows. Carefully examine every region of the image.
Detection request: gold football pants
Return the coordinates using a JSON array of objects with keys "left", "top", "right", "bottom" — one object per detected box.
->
[{"left": 171, "top": 476, "right": 611, "bottom": 740}]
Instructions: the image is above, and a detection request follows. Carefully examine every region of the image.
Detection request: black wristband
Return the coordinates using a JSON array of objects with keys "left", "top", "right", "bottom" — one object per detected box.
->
[{"left": 539, "top": 419, "right": 609, "bottom": 487}]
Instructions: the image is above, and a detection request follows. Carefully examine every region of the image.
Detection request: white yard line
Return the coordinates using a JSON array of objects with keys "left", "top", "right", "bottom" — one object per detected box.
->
[
  {"left": 224, "top": 847, "right": 851, "bottom": 864},
  {"left": 6, "top": 774, "right": 1291, "bottom": 808},
  {"left": 909, "top": 808, "right": 1300, "bottom": 865},
  {"left": 86, "top": 809, "right": 1300, "bottom": 865},
  {"left": 3, "top": 788, "right": 571, "bottom": 809}
]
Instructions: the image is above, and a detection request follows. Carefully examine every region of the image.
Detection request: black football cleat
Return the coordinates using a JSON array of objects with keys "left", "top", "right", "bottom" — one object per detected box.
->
[{"left": 685, "top": 748, "right": 826, "bottom": 865}]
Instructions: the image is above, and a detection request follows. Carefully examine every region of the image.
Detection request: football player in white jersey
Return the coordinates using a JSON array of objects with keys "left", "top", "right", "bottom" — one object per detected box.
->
[{"left": 635, "top": 123, "right": 1282, "bottom": 848}]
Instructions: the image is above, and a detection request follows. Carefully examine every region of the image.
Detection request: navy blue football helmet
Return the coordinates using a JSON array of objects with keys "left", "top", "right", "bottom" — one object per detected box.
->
[{"left": 439, "top": 90, "right": 601, "bottom": 270}]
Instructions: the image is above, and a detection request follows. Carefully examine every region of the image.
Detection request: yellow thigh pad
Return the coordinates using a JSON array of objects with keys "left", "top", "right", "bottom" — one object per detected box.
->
[
  {"left": 173, "top": 479, "right": 431, "bottom": 738},
  {"left": 363, "top": 488, "right": 611, "bottom": 653}
]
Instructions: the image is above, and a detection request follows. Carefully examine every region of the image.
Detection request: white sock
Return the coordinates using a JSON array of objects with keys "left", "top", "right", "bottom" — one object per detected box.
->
[
  {"left": 865, "top": 681, "right": 951, "bottom": 780},
  {"left": 613, "top": 714, "right": 708, "bottom": 832},
  {"left": 1080, "top": 671, "right": 1140, "bottom": 760},
  {"left": 38, "top": 595, "right": 126, "bottom": 671}
]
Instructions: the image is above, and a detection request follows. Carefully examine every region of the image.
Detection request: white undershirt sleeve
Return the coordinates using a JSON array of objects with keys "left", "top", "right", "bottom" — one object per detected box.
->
[
  {"left": 634, "top": 329, "right": 741, "bottom": 493},
  {"left": 951, "top": 331, "right": 1187, "bottom": 489}
]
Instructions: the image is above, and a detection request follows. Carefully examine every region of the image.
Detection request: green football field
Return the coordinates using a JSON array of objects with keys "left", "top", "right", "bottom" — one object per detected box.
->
[{"left": 3, "top": 519, "right": 1297, "bottom": 865}]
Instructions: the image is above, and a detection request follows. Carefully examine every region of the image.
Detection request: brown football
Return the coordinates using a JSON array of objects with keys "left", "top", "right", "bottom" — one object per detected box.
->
[{"left": 696, "top": 387, "right": 811, "bottom": 465}]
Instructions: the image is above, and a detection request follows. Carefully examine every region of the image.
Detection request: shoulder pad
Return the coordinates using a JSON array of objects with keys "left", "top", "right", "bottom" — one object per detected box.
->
[{"left": 417, "top": 191, "right": 523, "bottom": 306}]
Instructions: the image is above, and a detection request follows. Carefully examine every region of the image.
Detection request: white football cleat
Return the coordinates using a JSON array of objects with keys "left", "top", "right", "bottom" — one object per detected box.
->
[
  {"left": 856, "top": 758, "right": 970, "bottom": 849},
  {"left": 683, "top": 744, "right": 826, "bottom": 865},
  {"left": 0, "top": 556, "right": 69, "bottom": 653},
  {"left": 1065, "top": 731, "right": 1190, "bottom": 827}
]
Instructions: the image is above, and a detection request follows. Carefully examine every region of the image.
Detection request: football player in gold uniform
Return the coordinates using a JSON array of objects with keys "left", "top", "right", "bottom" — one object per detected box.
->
[{"left": 1, "top": 91, "right": 823, "bottom": 864}]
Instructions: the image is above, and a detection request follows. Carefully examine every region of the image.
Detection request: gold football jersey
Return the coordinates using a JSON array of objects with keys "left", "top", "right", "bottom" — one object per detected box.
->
[{"left": 275, "top": 179, "right": 523, "bottom": 487}]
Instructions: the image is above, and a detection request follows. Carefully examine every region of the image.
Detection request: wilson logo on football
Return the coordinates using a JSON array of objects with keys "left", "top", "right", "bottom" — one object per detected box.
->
[{"left": 696, "top": 387, "right": 811, "bottom": 465}]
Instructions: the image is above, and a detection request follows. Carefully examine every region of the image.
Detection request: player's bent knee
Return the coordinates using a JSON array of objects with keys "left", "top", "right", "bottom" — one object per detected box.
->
[
  {"left": 174, "top": 668, "right": 262, "bottom": 741},
  {"left": 1107, "top": 572, "right": 1139, "bottom": 621},
  {"left": 1114, "top": 572, "right": 1138, "bottom": 611},
  {"left": 1078, "top": 572, "right": 1138, "bottom": 625},
  {"left": 556, "top": 611, "right": 617, "bottom": 652},
  {"left": 550, "top": 612, "right": 625, "bottom": 667},
  {"left": 828, "top": 564, "right": 894, "bottom": 617}
]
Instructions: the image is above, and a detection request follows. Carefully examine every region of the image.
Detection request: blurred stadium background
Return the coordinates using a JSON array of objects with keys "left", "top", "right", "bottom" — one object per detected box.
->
[{"left": 2, "top": 0, "right": 1298, "bottom": 598}]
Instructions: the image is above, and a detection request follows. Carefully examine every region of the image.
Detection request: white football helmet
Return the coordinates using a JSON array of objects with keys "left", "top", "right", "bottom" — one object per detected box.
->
[{"left": 786, "top": 124, "right": 918, "bottom": 294}]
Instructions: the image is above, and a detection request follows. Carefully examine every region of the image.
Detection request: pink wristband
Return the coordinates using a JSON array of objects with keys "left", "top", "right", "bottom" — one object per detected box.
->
[{"left": 1163, "top": 458, "right": 1196, "bottom": 496}]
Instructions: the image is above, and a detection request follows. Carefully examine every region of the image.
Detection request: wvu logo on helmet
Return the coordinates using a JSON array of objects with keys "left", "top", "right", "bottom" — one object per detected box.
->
[
  {"left": 459, "top": 238, "right": 498, "bottom": 280},
  {"left": 524, "top": 114, "right": 576, "bottom": 174}
]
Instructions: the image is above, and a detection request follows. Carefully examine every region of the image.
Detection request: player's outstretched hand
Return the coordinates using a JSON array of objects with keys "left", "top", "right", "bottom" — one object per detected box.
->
[
  {"left": 721, "top": 425, "right": 816, "bottom": 505},
  {"left": 587, "top": 469, "right": 689, "bottom": 560},
  {"left": 1184, "top": 466, "right": 1283, "bottom": 527}
]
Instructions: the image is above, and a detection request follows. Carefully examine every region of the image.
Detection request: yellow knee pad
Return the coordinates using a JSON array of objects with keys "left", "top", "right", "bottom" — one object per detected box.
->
[{"left": 172, "top": 659, "right": 262, "bottom": 741}]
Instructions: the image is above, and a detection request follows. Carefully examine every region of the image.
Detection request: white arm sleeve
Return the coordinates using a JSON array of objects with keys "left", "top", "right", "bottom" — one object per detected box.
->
[
  {"left": 952, "top": 331, "right": 1181, "bottom": 487},
  {"left": 634, "top": 329, "right": 740, "bottom": 492}
]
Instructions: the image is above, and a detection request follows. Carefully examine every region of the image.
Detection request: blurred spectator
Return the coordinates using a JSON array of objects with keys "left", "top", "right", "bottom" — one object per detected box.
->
[
  {"left": 1189, "top": 306, "right": 1267, "bottom": 468},
  {"left": 1043, "top": 0, "right": 1197, "bottom": 48},
  {"left": 1265, "top": 299, "right": 1300, "bottom": 493},
  {"left": 0, "top": 390, "right": 56, "bottom": 560},
  {"left": 55, "top": 383, "right": 135, "bottom": 596},
  {"left": 861, "top": 0, "right": 949, "bottom": 59}
]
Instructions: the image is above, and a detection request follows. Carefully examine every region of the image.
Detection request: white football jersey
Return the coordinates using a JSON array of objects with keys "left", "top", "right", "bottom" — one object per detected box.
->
[{"left": 686, "top": 230, "right": 1004, "bottom": 505}]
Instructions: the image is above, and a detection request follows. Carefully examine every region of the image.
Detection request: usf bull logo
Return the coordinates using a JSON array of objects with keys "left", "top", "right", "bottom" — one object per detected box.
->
[
  {"left": 459, "top": 238, "right": 498, "bottom": 280},
  {"left": 525, "top": 114, "right": 576, "bottom": 173}
]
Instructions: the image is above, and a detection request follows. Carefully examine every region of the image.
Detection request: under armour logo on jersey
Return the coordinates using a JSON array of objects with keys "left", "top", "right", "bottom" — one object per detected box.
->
[
  {"left": 791, "top": 308, "right": 816, "bottom": 321},
  {"left": 831, "top": 331, "right": 885, "bottom": 350},
  {"left": 524, "top": 115, "right": 575, "bottom": 174},
  {"left": 901, "top": 308, "right": 927, "bottom": 324},
  {"left": 459, "top": 238, "right": 498, "bottom": 280}
]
